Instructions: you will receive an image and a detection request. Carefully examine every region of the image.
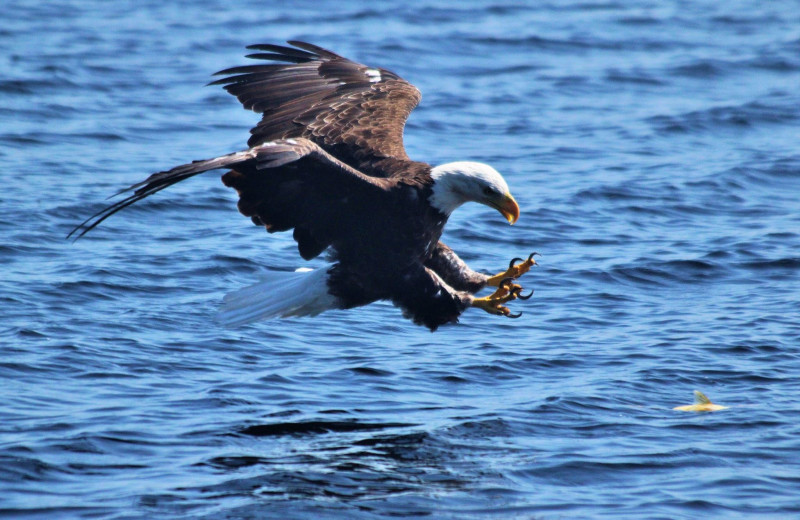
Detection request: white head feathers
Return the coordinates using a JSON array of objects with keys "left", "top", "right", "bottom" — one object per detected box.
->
[{"left": 429, "top": 161, "right": 517, "bottom": 223}]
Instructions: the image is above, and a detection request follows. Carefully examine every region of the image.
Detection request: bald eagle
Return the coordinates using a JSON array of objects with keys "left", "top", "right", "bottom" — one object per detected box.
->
[{"left": 70, "top": 41, "right": 537, "bottom": 331}]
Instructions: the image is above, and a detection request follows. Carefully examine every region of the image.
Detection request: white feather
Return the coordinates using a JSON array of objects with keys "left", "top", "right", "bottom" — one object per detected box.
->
[
  {"left": 216, "top": 267, "right": 339, "bottom": 327},
  {"left": 429, "top": 161, "right": 510, "bottom": 215}
]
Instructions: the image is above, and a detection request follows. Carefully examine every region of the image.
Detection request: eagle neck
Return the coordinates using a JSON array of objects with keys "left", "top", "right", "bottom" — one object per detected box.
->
[{"left": 428, "top": 164, "right": 470, "bottom": 216}]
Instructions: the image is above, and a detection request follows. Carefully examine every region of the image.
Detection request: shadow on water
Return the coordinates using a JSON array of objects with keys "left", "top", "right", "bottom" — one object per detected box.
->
[
  {"left": 143, "top": 424, "right": 477, "bottom": 519},
  {"left": 238, "top": 419, "right": 417, "bottom": 437}
]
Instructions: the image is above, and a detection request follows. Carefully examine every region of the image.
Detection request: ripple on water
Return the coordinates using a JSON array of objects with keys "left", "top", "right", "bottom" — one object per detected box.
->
[{"left": 3, "top": 0, "right": 800, "bottom": 518}]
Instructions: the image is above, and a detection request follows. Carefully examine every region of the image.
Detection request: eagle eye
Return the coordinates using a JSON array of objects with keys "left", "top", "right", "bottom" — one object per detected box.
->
[{"left": 483, "top": 186, "right": 496, "bottom": 196}]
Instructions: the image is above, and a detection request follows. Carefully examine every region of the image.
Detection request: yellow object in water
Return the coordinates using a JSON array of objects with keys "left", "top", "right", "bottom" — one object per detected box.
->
[{"left": 673, "top": 390, "right": 728, "bottom": 412}]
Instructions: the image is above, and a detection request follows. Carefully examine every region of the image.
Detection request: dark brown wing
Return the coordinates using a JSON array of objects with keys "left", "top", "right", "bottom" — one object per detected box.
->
[
  {"left": 209, "top": 41, "right": 423, "bottom": 177},
  {"left": 68, "top": 149, "right": 263, "bottom": 240},
  {"left": 220, "top": 139, "right": 397, "bottom": 260},
  {"left": 68, "top": 139, "right": 391, "bottom": 247}
]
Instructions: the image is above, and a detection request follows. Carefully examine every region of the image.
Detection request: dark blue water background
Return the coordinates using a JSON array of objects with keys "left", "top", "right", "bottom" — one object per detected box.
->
[{"left": 2, "top": 1, "right": 799, "bottom": 518}]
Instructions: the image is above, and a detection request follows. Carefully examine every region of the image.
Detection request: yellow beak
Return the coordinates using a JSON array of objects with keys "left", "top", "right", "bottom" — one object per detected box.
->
[{"left": 494, "top": 193, "right": 520, "bottom": 225}]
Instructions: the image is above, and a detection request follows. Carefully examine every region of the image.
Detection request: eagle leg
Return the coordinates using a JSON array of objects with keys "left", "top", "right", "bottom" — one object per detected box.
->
[
  {"left": 472, "top": 278, "right": 523, "bottom": 318},
  {"left": 486, "top": 252, "right": 538, "bottom": 287}
]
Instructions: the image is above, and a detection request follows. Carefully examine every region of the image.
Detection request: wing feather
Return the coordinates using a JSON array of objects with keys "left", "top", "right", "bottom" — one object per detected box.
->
[
  {"left": 68, "top": 139, "right": 389, "bottom": 243},
  {"left": 213, "top": 41, "right": 424, "bottom": 175}
]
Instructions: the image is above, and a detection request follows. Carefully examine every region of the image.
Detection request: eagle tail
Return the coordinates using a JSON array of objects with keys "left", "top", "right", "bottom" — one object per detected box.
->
[
  {"left": 216, "top": 267, "right": 339, "bottom": 327},
  {"left": 67, "top": 149, "right": 259, "bottom": 240}
]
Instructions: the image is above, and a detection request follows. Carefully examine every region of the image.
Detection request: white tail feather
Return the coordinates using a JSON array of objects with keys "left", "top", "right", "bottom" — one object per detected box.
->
[{"left": 217, "top": 267, "right": 338, "bottom": 327}]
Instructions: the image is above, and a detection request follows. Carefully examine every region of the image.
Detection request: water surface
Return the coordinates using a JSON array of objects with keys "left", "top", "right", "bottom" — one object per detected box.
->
[{"left": 2, "top": 1, "right": 799, "bottom": 518}]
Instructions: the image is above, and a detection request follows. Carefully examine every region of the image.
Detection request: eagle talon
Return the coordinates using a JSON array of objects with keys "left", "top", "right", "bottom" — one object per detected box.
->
[
  {"left": 499, "top": 277, "right": 515, "bottom": 291},
  {"left": 487, "top": 253, "right": 538, "bottom": 287},
  {"left": 507, "top": 311, "right": 522, "bottom": 319},
  {"left": 472, "top": 280, "right": 523, "bottom": 317},
  {"left": 518, "top": 289, "right": 534, "bottom": 300},
  {"left": 508, "top": 257, "right": 523, "bottom": 270}
]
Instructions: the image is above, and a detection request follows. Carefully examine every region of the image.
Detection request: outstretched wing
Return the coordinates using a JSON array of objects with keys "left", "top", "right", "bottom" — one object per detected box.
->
[
  {"left": 68, "top": 139, "right": 390, "bottom": 247},
  {"left": 210, "top": 41, "right": 423, "bottom": 176}
]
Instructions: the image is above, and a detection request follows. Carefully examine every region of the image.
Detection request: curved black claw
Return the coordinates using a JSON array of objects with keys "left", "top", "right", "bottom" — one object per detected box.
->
[
  {"left": 507, "top": 311, "right": 523, "bottom": 319},
  {"left": 508, "top": 257, "right": 523, "bottom": 270},
  {"left": 528, "top": 252, "right": 540, "bottom": 262},
  {"left": 518, "top": 289, "right": 534, "bottom": 300}
]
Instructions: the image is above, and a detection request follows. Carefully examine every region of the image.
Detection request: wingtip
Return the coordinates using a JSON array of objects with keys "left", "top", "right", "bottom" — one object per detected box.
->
[
  {"left": 245, "top": 42, "right": 320, "bottom": 60},
  {"left": 66, "top": 212, "right": 98, "bottom": 241},
  {"left": 66, "top": 221, "right": 94, "bottom": 242},
  {"left": 285, "top": 40, "right": 340, "bottom": 59},
  {"left": 66, "top": 213, "right": 103, "bottom": 242}
]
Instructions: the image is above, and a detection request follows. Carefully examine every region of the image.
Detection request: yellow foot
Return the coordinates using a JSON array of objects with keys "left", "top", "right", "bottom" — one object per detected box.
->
[
  {"left": 487, "top": 252, "right": 539, "bottom": 287},
  {"left": 471, "top": 279, "right": 526, "bottom": 318}
]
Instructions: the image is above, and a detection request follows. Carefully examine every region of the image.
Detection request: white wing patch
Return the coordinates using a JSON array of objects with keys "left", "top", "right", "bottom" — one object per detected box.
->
[{"left": 365, "top": 68, "right": 382, "bottom": 83}]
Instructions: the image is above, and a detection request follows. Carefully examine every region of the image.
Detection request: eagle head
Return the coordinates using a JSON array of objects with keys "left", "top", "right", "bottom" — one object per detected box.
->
[{"left": 429, "top": 161, "right": 519, "bottom": 224}]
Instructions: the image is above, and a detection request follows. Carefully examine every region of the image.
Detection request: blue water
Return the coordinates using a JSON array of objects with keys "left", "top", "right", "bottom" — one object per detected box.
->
[{"left": 2, "top": 1, "right": 800, "bottom": 518}]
